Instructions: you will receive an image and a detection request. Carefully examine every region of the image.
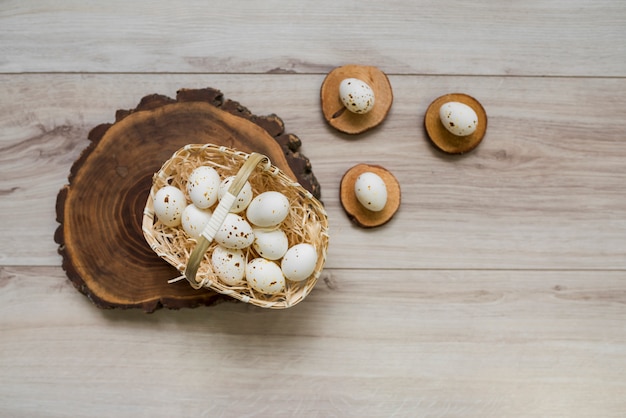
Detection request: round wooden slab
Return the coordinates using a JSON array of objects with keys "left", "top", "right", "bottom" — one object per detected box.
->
[
  {"left": 321, "top": 65, "right": 393, "bottom": 135},
  {"left": 340, "top": 164, "right": 401, "bottom": 228},
  {"left": 424, "top": 93, "right": 488, "bottom": 154},
  {"left": 55, "top": 88, "right": 321, "bottom": 312}
]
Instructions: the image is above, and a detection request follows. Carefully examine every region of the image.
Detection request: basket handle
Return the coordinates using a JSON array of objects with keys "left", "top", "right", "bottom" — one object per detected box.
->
[{"left": 184, "top": 152, "right": 271, "bottom": 289}]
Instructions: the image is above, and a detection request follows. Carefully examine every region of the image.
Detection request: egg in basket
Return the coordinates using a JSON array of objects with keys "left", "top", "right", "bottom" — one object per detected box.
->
[{"left": 142, "top": 144, "right": 329, "bottom": 309}]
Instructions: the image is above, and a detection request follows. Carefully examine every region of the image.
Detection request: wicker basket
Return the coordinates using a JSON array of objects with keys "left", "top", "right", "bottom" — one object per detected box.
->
[{"left": 142, "top": 144, "right": 329, "bottom": 309}]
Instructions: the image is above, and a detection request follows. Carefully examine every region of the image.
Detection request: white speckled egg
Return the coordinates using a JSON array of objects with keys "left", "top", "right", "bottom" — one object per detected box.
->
[
  {"left": 181, "top": 204, "right": 212, "bottom": 240},
  {"left": 339, "top": 78, "right": 375, "bottom": 114},
  {"left": 217, "top": 176, "right": 253, "bottom": 213},
  {"left": 246, "top": 191, "right": 290, "bottom": 228},
  {"left": 186, "top": 166, "right": 221, "bottom": 209},
  {"left": 439, "top": 101, "right": 478, "bottom": 137},
  {"left": 252, "top": 228, "right": 289, "bottom": 260},
  {"left": 246, "top": 258, "right": 285, "bottom": 295},
  {"left": 153, "top": 185, "right": 187, "bottom": 227},
  {"left": 281, "top": 243, "right": 318, "bottom": 282},
  {"left": 214, "top": 213, "right": 255, "bottom": 249},
  {"left": 354, "top": 172, "right": 387, "bottom": 212},
  {"left": 211, "top": 246, "right": 246, "bottom": 286}
]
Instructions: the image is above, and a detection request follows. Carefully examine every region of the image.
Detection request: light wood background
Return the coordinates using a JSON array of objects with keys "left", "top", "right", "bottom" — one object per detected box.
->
[{"left": 1, "top": 1, "right": 625, "bottom": 417}]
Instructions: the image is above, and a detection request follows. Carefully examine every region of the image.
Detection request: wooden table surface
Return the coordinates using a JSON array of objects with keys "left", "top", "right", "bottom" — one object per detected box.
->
[{"left": 1, "top": 1, "right": 625, "bottom": 416}]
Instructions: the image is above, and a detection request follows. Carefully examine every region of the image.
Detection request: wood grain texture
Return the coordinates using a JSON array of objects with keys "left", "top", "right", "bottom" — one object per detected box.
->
[
  {"left": 1, "top": 0, "right": 626, "bottom": 416},
  {"left": 2, "top": 1, "right": 626, "bottom": 76},
  {"left": 2, "top": 74, "right": 625, "bottom": 269},
  {"left": 0, "top": 266, "right": 625, "bottom": 417},
  {"left": 321, "top": 65, "right": 393, "bottom": 134},
  {"left": 424, "top": 93, "right": 488, "bottom": 154},
  {"left": 54, "top": 88, "right": 321, "bottom": 311},
  {"left": 340, "top": 163, "right": 401, "bottom": 227}
]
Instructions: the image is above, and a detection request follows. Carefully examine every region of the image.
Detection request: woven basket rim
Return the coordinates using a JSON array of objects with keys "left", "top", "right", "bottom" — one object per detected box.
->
[{"left": 142, "top": 143, "right": 329, "bottom": 309}]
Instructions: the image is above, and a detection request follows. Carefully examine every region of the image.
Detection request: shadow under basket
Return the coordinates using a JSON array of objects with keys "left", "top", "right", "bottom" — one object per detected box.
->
[{"left": 142, "top": 144, "right": 329, "bottom": 309}]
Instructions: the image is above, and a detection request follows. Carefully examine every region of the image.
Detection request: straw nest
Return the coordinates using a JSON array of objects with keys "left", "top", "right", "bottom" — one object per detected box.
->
[{"left": 142, "top": 144, "right": 329, "bottom": 309}]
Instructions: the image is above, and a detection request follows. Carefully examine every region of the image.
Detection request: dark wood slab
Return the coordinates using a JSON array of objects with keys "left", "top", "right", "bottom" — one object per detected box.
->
[{"left": 55, "top": 88, "right": 321, "bottom": 312}]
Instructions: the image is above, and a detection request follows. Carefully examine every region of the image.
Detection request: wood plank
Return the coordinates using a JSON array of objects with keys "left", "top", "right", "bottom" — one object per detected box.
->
[
  {"left": 1, "top": 0, "right": 625, "bottom": 76},
  {"left": 1, "top": 2, "right": 624, "bottom": 417},
  {"left": 1, "top": 74, "right": 625, "bottom": 269},
  {"left": 0, "top": 266, "right": 624, "bottom": 416}
]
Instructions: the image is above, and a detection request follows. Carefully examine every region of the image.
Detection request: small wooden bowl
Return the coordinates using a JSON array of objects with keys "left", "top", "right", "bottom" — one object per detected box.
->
[
  {"left": 321, "top": 65, "right": 393, "bottom": 135},
  {"left": 424, "top": 93, "right": 487, "bottom": 154},
  {"left": 340, "top": 164, "right": 401, "bottom": 228}
]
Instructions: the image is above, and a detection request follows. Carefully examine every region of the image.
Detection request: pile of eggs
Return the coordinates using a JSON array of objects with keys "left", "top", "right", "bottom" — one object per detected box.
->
[{"left": 152, "top": 166, "right": 318, "bottom": 295}]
